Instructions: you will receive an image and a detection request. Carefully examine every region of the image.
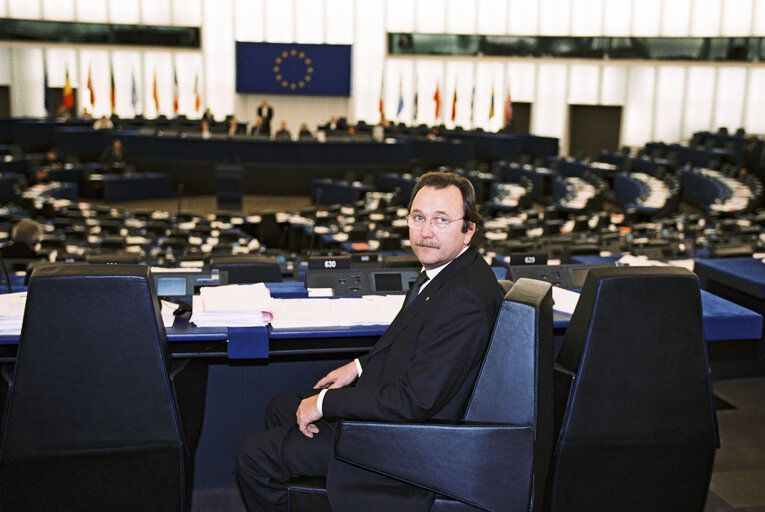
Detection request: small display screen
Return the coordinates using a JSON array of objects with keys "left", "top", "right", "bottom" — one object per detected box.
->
[
  {"left": 373, "top": 273, "right": 403, "bottom": 292},
  {"left": 156, "top": 277, "right": 188, "bottom": 297}
]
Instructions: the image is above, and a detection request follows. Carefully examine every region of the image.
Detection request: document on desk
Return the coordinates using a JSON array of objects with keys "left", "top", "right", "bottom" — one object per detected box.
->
[
  {"left": 0, "top": 292, "right": 27, "bottom": 334},
  {"left": 269, "top": 295, "right": 405, "bottom": 330},
  {"left": 552, "top": 286, "right": 580, "bottom": 316},
  {"left": 190, "top": 283, "right": 275, "bottom": 327}
]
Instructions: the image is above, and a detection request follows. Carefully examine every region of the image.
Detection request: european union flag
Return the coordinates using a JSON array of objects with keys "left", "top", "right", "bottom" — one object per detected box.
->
[{"left": 236, "top": 42, "right": 351, "bottom": 96}]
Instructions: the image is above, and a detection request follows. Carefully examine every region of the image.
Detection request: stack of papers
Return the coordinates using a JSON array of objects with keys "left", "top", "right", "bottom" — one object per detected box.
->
[
  {"left": 191, "top": 283, "right": 274, "bottom": 327},
  {"left": 269, "top": 295, "right": 405, "bottom": 330},
  {"left": 0, "top": 292, "right": 27, "bottom": 335}
]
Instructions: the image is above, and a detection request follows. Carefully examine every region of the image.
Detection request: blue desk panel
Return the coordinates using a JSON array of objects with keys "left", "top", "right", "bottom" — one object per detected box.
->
[{"left": 694, "top": 257, "right": 765, "bottom": 299}]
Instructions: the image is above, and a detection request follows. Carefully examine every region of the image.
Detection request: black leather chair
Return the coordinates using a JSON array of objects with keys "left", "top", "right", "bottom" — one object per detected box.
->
[
  {"left": 545, "top": 266, "right": 718, "bottom": 512},
  {"left": 210, "top": 255, "right": 282, "bottom": 284},
  {"left": 287, "top": 277, "right": 554, "bottom": 511},
  {"left": 0, "top": 264, "right": 207, "bottom": 511}
]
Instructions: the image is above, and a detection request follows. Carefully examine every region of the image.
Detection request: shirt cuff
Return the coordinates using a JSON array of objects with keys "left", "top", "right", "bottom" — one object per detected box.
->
[
  {"left": 354, "top": 358, "right": 363, "bottom": 377},
  {"left": 316, "top": 388, "right": 328, "bottom": 416}
]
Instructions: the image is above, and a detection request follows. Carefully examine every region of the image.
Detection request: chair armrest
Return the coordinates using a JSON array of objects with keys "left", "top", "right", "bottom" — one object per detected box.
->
[{"left": 335, "top": 420, "right": 535, "bottom": 512}]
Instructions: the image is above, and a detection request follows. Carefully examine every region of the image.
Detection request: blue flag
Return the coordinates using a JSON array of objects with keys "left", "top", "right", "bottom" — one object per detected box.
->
[
  {"left": 397, "top": 79, "right": 404, "bottom": 118},
  {"left": 235, "top": 42, "right": 351, "bottom": 96},
  {"left": 131, "top": 72, "right": 138, "bottom": 112}
]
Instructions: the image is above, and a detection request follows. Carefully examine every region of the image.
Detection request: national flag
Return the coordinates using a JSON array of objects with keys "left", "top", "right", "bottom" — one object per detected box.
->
[
  {"left": 450, "top": 85, "right": 457, "bottom": 122},
  {"left": 378, "top": 76, "right": 384, "bottom": 120},
  {"left": 413, "top": 73, "right": 419, "bottom": 122},
  {"left": 86, "top": 66, "right": 95, "bottom": 107},
  {"left": 194, "top": 74, "right": 201, "bottom": 112},
  {"left": 489, "top": 86, "right": 495, "bottom": 119},
  {"left": 504, "top": 86, "right": 513, "bottom": 127},
  {"left": 62, "top": 68, "right": 75, "bottom": 111},
  {"left": 173, "top": 67, "right": 179, "bottom": 114},
  {"left": 131, "top": 72, "right": 138, "bottom": 112},
  {"left": 110, "top": 64, "right": 116, "bottom": 113},
  {"left": 43, "top": 56, "right": 51, "bottom": 116},
  {"left": 470, "top": 85, "right": 475, "bottom": 126},
  {"left": 433, "top": 82, "right": 441, "bottom": 121},
  {"left": 152, "top": 70, "right": 159, "bottom": 112},
  {"left": 396, "top": 78, "right": 404, "bottom": 119}
]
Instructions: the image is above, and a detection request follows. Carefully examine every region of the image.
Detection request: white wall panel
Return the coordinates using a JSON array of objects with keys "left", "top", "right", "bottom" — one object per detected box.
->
[
  {"left": 600, "top": 64, "right": 627, "bottom": 104},
  {"left": 46, "top": 48, "right": 79, "bottom": 87},
  {"left": 108, "top": 0, "right": 140, "bottom": 24},
  {"left": 661, "top": 0, "right": 691, "bottom": 36},
  {"left": 140, "top": 0, "right": 171, "bottom": 25},
  {"left": 172, "top": 0, "right": 202, "bottom": 26},
  {"left": 0, "top": 2, "right": 7, "bottom": 17},
  {"left": 11, "top": 48, "right": 46, "bottom": 117},
  {"left": 539, "top": 0, "right": 570, "bottom": 35},
  {"left": 77, "top": 49, "right": 109, "bottom": 116},
  {"left": 755, "top": 0, "right": 765, "bottom": 35},
  {"left": 76, "top": 0, "right": 108, "bottom": 22},
  {"left": 446, "top": 0, "right": 477, "bottom": 34},
  {"left": 264, "top": 0, "right": 294, "bottom": 42},
  {"left": 474, "top": 61, "right": 505, "bottom": 131},
  {"left": 0, "top": 48, "right": 11, "bottom": 84},
  {"left": 383, "top": 59, "right": 411, "bottom": 124},
  {"left": 413, "top": 61, "right": 445, "bottom": 125},
  {"left": 385, "top": 0, "right": 415, "bottom": 32},
  {"left": 202, "top": 0, "right": 234, "bottom": 118},
  {"left": 295, "top": 0, "right": 324, "bottom": 43},
  {"left": 111, "top": 51, "right": 143, "bottom": 118},
  {"left": 506, "top": 61, "right": 536, "bottom": 102},
  {"left": 234, "top": 0, "right": 264, "bottom": 42},
  {"left": 477, "top": 0, "right": 507, "bottom": 34},
  {"left": 653, "top": 66, "right": 685, "bottom": 143},
  {"left": 721, "top": 0, "right": 752, "bottom": 35},
  {"left": 444, "top": 60, "right": 475, "bottom": 127},
  {"left": 622, "top": 66, "right": 655, "bottom": 146},
  {"left": 326, "top": 0, "right": 354, "bottom": 44},
  {"left": 143, "top": 52, "right": 173, "bottom": 117},
  {"left": 508, "top": 0, "right": 538, "bottom": 35},
  {"left": 571, "top": 0, "right": 603, "bottom": 36},
  {"left": 43, "top": 0, "right": 76, "bottom": 20},
  {"left": 567, "top": 63, "right": 599, "bottom": 104},
  {"left": 533, "top": 63, "right": 567, "bottom": 139},
  {"left": 691, "top": 0, "right": 721, "bottom": 36},
  {"left": 713, "top": 67, "right": 747, "bottom": 132},
  {"left": 173, "top": 52, "right": 203, "bottom": 117},
  {"left": 683, "top": 66, "right": 715, "bottom": 134},
  {"left": 744, "top": 68, "right": 765, "bottom": 133},
  {"left": 602, "top": 0, "right": 631, "bottom": 36},
  {"left": 416, "top": 0, "right": 447, "bottom": 33},
  {"left": 631, "top": 0, "right": 661, "bottom": 36},
  {"left": 353, "top": 0, "right": 384, "bottom": 124},
  {"left": 8, "top": 0, "right": 41, "bottom": 18}
]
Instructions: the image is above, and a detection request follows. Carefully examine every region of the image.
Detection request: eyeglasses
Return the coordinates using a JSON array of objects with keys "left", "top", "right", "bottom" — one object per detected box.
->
[{"left": 406, "top": 213, "right": 464, "bottom": 230}]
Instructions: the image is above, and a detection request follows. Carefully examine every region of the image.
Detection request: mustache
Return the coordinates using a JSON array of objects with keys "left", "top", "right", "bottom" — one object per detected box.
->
[{"left": 415, "top": 240, "right": 440, "bottom": 248}]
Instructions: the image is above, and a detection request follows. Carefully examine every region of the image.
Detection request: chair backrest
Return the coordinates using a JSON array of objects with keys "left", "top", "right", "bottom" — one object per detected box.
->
[
  {"left": 547, "top": 266, "right": 717, "bottom": 512},
  {"left": 210, "top": 255, "right": 282, "bottom": 284},
  {"left": 463, "top": 277, "right": 554, "bottom": 511},
  {"left": 0, "top": 264, "right": 188, "bottom": 511}
]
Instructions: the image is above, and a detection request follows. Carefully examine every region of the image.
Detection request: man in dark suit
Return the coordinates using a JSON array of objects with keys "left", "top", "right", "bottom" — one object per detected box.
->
[
  {"left": 236, "top": 171, "right": 504, "bottom": 511},
  {"left": 257, "top": 98, "right": 274, "bottom": 136},
  {"left": 0, "top": 218, "right": 42, "bottom": 259}
]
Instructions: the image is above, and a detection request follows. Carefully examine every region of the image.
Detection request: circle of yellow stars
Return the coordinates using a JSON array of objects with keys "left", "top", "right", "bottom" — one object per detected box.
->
[{"left": 273, "top": 49, "right": 313, "bottom": 90}]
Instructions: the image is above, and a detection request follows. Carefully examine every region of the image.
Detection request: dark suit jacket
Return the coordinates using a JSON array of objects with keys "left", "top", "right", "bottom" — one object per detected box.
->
[
  {"left": 322, "top": 248, "right": 504, "bottom": 511},
  {"left": 257, "top": 105, "right": 274, "bottom": 134}
]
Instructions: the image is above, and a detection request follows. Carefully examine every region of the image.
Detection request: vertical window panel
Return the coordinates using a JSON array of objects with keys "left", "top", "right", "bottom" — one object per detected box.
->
[
  {"left": 386, "top": 0, "right": 415, "bottom": 32},
  {"left": 11, "top": 48, "right": 46, "bottom": 117},
  {"left": 533, "top": 63, "right": 567, "bottom": 139},
  {"left": 622, "top": 66, "right": 655, "bottom": 147},
  {"left": 446, "top": 0, "right": 476, "bottom": 34},
  {"left": 143, "top": 52, "right": 173, "bottom": 118},
  {"left": 568, "top": 63, "right": 599, "bottom": 104},
  {"left": 507, "top": 61, "right": 536, "bottom": 102},
  {"left": 384, "top": 59, "right": 411, "bottom": 124},
  {"left": 173, "top": 52, "right": 203, "bottom": 117},
  {"left": 172, "top": 0, "right": 202, "bottom": 26},
  {"left": 353, "top": 0, "right": 384, "bottom": 124},
  {"left": 235, "top": 0, "right": 264, "bottom": 42},
  {"left": 477, "top": 0, "right": 507, "bottom": 35},
  {"left": 76, "top": 0, "right": 108, "bottom": 22},
  {"left": 571, "top": 0, "right": 603, "bottom": 36},
  {"left": 140, "top": 0, "right": 171, "bottom": 25},
  {"left": 602, "top": 0, "right": 631, "bottom": 36},
  {"left": 653, "top": 66, "right": 685, "bottom": 142},
  {"left": 631, "top": 0, "right": 661, "bottom": 36},
  {"left": 683, "top": 66, "right": 715, "bottom": 134},
  {"left": 691, "top": 0, "right": 721, "bottom": 36},
  {"left": 42, "top": 0, "right": 76, "bottom": 21},
  {"left": 111, "top": 50, "right": 142, "bottom": 118},
  {"left": 8, "top": 0, "right": 41, "bottom": 19},
  {"left": 77, "top": 49, "right": 109, "bottom": 117},
  {"left": 600, "top": 64, "right": 627, "bottom": 105},
  {"left": 108, "top": 0, "right": 140, "bottom": 24},
  {"left": 47, "top": 47, "right": 79, "bottom": 87},
  {"left": 265, "top": 0, "right": 294, "bottom": 42},
  {"left": 508, "top": 0, "right": 538, "bottom": 35},
  {"left": 295, "top": 0, "right": 324, "bottom": 43},
  {"left": 474, "top": 62, "right": 504, "bottom": 131},
  {"left": 0, "top": 2, "right": 6, "bottom": 17},
  {"left": 721, "top": 0, "right": 752, "bottom": 35},
  {"left": 0, "top": 48, "right": 11, "bottom": 83},
  {"left": 744, "top": 68, "right": 765, "bottom": 133},
  {"left": 202, "top": 0, "right": 234, "bottom": 117},
  {"left": 326, "top": 0, "right": 353, "bottom": 44},
  {"left": 444, "top": 60, "right": 474, "bottom": 128},
  {"left": 539, "top": 0, "right": 570, "bottom": 35},
  {"left": 661, "top": 0, "right": 691, "bottom": 36},
  {"left": 755, "top": 0, "right": 765, "bottom": 35},
  {"left": 713, "top": 67, "right": 747, "bottom": 132},
  {"left": 416, "top": 0, "right": 447, "bottom": 33}
]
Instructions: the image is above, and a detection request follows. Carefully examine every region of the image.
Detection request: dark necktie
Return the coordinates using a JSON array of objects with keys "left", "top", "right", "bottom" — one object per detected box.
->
[{"left": 403, "top": 271, "right": 429, "bottom": 310}]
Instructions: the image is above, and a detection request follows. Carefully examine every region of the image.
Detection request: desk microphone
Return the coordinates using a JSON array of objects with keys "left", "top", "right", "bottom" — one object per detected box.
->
[{"left": 307, "top": 188, "right": 323, "bottom": 256}]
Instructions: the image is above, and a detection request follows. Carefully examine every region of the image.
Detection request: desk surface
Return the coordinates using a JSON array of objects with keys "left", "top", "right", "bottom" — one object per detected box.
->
[{"left": 694, "top": 257, "right": 765, "bottom": 299}]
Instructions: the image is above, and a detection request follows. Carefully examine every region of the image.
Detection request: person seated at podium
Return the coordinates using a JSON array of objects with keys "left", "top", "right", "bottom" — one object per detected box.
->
[
  {"left": 1, "top": 218, "right": 42, "bottom": 259},
  {"left": 235, "top": 171, "right": 504, "bottom": 511},
  {"left": 227, "top": 116, "right": 244, "bottom": 137},
  {"left": 100, "top": 139, "right": 126, "bottom": 174},
  {"left": 248, "top": 117, "right": 266, "bottom": 137},
  {"left": 298, "top": 123, "right": 313, "bottom": 140},
  {"left": 273, "top": 121, "right": 291, "bottom": 140}
]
